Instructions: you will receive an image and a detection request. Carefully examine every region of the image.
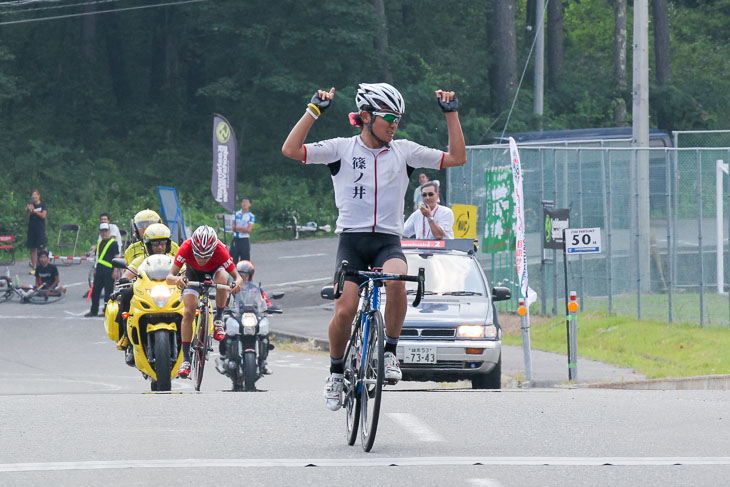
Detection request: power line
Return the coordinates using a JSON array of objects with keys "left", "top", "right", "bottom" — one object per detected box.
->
[
  {"left": 0, "top": 0, "right": 208, "bottom": 25},
  {"left": 0, "top": 0, "right": 122, "bottom": 16}
]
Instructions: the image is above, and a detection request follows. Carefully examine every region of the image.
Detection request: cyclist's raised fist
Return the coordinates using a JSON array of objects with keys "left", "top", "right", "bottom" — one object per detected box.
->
[
  {"left": 435, "top": 90, "right": 458, "bottom": 112},
  {"left": 311, "top": 87, "right": 335, "bottom": 113}
]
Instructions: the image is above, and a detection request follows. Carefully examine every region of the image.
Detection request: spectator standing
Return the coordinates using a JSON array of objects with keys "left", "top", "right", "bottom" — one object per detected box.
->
[
  {"left": 404, "top": 182, "right": 454, "bottom": 239},
  {"left": 25, "top": 189, "right": 47, "bottom": 274},
  {"left": 230, "top": 197, "right": 255, "bottom": 263},
  {"left": 85, "top": 222, "right": 120, "bottom": 317},
  {"left": 412, "top": 172, "right": 441, "bottom": 210}
]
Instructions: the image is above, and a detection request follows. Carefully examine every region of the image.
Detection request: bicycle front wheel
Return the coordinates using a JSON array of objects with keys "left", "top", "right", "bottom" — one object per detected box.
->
[
  {"left": 191, "top": 309, "right": 208, "bottom": 391},
  {"left": 360, "top": 309, "right": 384, "bottom": 452},
  {"left": 0, "top": 277, "right": 14, "bottom": 302},
  {"left": 344, "top": 337, "right": 361, "bottom": 446}
]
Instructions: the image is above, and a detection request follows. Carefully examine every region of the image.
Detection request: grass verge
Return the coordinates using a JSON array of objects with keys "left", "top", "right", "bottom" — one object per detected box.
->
[{"left": 502, "top": 312, "right": 730, "bottom": 379}]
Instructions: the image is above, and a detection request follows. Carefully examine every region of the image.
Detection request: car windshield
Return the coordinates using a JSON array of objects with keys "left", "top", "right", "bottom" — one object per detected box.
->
[{"left": 404, "top": 252, "right": 487, "bottom": 295}]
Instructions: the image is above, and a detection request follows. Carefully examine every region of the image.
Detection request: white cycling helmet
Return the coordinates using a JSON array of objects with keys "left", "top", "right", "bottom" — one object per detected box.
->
[
  {"left": 355, "top": 83, "right": 405, "bottom": 115},
  {"left": 191, "top": 225, "right": 218, "bottom": 259}
]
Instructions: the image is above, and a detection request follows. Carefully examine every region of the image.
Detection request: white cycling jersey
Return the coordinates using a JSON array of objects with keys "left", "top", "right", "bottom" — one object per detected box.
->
[{"left": 303, "top": 136, "right": 444, "bottom": 235}]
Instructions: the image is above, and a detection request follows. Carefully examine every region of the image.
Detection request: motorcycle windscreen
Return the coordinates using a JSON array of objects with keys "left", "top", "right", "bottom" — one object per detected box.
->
[{"left": 235, "top": 282, "right": 266, "bottom": 314}]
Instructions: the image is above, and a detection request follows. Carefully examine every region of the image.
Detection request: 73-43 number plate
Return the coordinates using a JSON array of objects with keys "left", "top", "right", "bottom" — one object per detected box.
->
[{"left": 403, "top": 345, "right": 437, "bottom": 364}]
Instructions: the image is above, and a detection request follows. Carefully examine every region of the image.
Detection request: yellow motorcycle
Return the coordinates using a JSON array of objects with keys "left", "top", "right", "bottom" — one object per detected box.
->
[{"left": 109, "top": 254, "right": 184, "bottom": 391}]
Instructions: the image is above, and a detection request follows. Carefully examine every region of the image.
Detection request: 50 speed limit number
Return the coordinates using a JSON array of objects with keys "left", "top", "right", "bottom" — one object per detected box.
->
[{"left": 565, "top": 227, "right": 601, "bottom": 254}]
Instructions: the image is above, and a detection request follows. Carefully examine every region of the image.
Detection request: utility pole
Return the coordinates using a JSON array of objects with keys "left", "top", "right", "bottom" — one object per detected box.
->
[
  {"left": 632, "top": 0, "right": 651, "bottom": 292},
  {"left": 533, "top": 0, "right": 544, "bottom": 127}
]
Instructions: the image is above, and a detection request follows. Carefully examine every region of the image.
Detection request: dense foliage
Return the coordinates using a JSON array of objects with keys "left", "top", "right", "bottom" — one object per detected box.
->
[{"left": 0, "top": 0, "right": 728, "bottom": 252}]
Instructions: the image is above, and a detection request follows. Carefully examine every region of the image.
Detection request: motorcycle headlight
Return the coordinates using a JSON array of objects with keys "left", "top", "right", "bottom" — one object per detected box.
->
[
  {"left": 147, "top": 285, "right": 173, "bottom": 308},
  {"left": 457, "top": 324, "right": 484, "bottom": 338},
  {"left": 242, "top": 312, "right": 257, "bottom": 335}
]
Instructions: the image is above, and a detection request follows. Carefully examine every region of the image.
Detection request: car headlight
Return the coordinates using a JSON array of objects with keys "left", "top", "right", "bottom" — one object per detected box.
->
[
  {"left": 242, "top": 312, "right": 258, "bottom": 335},
  {"left": 457, "top": 324, "right": 484, "bottom": 338},
  {"left": 147, "top": 285, "right": 173, "bottom": 308}
]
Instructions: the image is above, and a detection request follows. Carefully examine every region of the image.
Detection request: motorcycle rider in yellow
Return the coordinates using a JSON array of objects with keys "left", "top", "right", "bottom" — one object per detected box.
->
[
  {"left": 124, "top": 209, "right": 179, "bottom": 263},
  {"left": 115, "top": 223, "right": 177, "bottom": 352}
]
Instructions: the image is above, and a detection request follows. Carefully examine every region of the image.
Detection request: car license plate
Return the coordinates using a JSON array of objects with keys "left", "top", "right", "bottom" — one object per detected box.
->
[{"left": 403, "top": 345, "right": 437, "bottom": 364}]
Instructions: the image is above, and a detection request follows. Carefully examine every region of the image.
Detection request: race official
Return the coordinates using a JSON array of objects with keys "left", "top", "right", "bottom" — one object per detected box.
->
[{"left": 403, "top": 182, "right": 454, "bottom": 240}]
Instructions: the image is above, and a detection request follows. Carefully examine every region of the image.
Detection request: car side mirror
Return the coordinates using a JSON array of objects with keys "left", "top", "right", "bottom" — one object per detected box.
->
[
  {"left": 491, "top": 286, "right": 511, "bottom": 302},
  {"left": 321, "top": 285, "right": 335, "bottom": 301}
]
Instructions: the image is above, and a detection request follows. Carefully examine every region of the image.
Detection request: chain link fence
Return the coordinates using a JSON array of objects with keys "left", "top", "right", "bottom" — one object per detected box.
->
[{"left": 448, "top": 133, "right": 730, "bottom": 327}]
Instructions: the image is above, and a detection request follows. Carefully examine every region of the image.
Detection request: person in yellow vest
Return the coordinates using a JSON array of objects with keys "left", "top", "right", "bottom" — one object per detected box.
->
[
  {"left": 115, "top": 223, "right": 175, "bottom": 351},
  {"left": 85, "top": 223, "right": 120, "bottom": 317},
  {"left": 124, "top": 209, "right": 180, "bottom": 263}
]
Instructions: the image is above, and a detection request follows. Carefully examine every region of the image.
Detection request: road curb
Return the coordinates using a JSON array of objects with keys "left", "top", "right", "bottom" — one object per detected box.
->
[
  {"left": 582, "top": 374, "right": 730, "bottom": 390},
  {"left": 271, "top": 331, "right": 329, "bottom": 351}
]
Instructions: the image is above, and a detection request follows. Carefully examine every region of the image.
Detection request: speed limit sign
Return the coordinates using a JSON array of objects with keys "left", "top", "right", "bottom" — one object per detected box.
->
[{"left": 565, "top": 228, "right": 601, "bottom": 254}]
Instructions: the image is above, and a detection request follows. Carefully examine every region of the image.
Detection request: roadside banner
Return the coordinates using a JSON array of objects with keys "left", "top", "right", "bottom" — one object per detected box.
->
[
  {"left": 482, "top": 166, "right": 515, "bottom": 253},
  {"left": 509, "top": 137, "right": 528, "bottom": 301},
  {"left": 212, "top": 114, "right": 237, "bottom": 212},
  {"left": 452, "top": 204, "right": 477, "bottom": 239}
]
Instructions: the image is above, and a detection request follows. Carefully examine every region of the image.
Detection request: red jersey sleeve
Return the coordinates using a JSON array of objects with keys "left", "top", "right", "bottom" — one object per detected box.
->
[
  {"left": 174, "top": 239, "right": 191, "bottom": 268},
  {"left": 213, "top": 241, "right": 235, "bottom": 273}
]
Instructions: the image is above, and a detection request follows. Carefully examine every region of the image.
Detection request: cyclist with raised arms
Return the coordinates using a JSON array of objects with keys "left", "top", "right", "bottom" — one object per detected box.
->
[
  {"left": 282, "top": 83, "right": 465, "bottom": 410},
  {"left": 165, "top": 225, "right": 243, "bottom": 378}
]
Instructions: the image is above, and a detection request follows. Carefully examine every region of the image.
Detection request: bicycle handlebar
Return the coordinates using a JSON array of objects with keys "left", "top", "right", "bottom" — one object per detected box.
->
[
  {"left": 334, "top": 260, "right": 426, "bottom": 307},
  {"left": 187, "top": 280, "right": 234, "bottom": 291}
]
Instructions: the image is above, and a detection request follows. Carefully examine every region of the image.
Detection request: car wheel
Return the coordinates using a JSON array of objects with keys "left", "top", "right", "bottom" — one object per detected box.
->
[{"left": 472, "top": 353, "right": 501, "bottom": 390}]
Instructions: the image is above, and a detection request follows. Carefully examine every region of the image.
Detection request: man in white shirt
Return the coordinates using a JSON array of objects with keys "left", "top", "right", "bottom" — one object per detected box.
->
[
  {"left": 230, "top": 198, "right": 255, "bottom": 263},
  {"left": 404, "top": 182, "right": 454, "bottom": 239},
  {"left": 412, "top": 172, "right": 441, "bottom": 210}
]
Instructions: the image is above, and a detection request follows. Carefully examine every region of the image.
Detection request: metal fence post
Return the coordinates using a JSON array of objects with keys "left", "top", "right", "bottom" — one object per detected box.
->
[
  {"left": 553, "top": 149, "right": 558, "bottom": 316},
  {"left": 698, "top": 149, "right": 705, "bottom": 327},
  {"left": 578, "top": 149, "right": 585, "bottom": 311},
  {"left": 606, "top": 150, "right": 614, "bottom": 314},
  {"left": 540, "top": 150, "right": 547, "bottom": 315},
  {"left": 665, "top": 148, "right": 673, "bottom": 322},
  {"left": 633, "top": 149, "right": 642, "bottom": 319}
]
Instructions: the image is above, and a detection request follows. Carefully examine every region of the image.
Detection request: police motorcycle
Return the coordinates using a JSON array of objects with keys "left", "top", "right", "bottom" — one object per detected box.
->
[
  {"left": 216, "top": 279, "right": 283, "bottom": 391},
  {"left": 107, "top": 254, "right": 184, "bottom": 392}
]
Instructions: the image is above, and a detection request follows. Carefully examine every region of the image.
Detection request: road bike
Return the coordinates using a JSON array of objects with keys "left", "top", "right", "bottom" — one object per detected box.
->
[
  {"left": 327, "top": 260, "right": 424, "bottom": 452},
  {"left": 187, "top": 280, "right": 232, "bottom": 391},
  {"left": 0, "top": 276, "right": 66, "bottom": 304}
]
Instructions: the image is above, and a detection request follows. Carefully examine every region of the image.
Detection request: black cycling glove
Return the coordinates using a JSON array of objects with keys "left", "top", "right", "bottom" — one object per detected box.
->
[
  {"left": 437, "top": 95, "right": 459, "bottom": 113},
  {"left": 310, "top": 92, "right": 332, "bottom": 113}
]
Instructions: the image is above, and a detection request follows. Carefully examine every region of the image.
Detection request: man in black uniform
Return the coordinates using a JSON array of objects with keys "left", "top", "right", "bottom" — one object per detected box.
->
[{"left": 85, "top": 223, "right": 119, "bottom": 317}]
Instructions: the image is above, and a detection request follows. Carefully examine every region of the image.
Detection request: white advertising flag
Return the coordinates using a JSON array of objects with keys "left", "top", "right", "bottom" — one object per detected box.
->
[{"left": 509, "top": 137, "right": 528, "bottom": 301}]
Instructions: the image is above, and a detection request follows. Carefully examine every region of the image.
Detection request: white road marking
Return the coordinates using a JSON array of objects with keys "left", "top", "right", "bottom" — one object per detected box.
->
[
  {"left": 64, "top": 281, "right": 86, "bottom": 288},
  {"left": 3, "top": 457, "right": 730, "bottom": 472},
  {"left": 387, "top": 413, "right": 445, "bottom": 442},
  {"left": 266, "top": 277, "right": 331, "bottom": 288},
  {"left": 64, "top": 310, "right": 88, "bottom": 317},
  {"left": 469, "top": 479, "right": 505, "bottom": 487},
  {"left": 278, "top": 253, "right": 326, "bottom": 259}
]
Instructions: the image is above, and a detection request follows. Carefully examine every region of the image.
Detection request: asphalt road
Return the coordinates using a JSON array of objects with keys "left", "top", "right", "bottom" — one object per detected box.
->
[{"left": 1, "top": 241, "right": 729, "bottom": 486}]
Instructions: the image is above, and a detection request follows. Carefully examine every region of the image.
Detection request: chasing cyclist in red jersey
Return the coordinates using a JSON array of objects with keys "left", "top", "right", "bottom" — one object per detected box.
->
[{"left": 166, "top": 225, "right": 243, "bottom": 378}]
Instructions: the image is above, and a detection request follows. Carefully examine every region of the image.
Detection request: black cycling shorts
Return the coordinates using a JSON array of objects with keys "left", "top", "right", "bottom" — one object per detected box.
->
[{"left": 334, "top": 232, "right": 406, "bottom": 285}]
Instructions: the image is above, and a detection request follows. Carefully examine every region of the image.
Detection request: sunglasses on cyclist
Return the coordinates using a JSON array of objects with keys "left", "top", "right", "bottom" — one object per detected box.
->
[
  {"left": 372, "top": 111, "right": 401, "bottom": 124},
  {"left": 421, "top": 192, "right": 435, "bottom": 197}
]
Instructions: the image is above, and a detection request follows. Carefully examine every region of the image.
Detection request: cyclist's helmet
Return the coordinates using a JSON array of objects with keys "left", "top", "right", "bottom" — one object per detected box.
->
[
  {"left": 191, "top": 225, "right": 218, "bottom": 259},
  {"left": 236, "top": 260, "right": 255, "bottom": 281},
  {"left": 355, "top": 83, "right": 405, "bottom": 115},
  {"left": 133, "top": 209, "right": 162, "bottom": 238},
  {"left": 143, "top": 223, "right": 172, "bottom": 255}
]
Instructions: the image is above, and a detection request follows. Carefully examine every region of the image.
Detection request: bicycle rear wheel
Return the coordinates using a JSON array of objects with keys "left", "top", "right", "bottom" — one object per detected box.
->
[
  {"left": 191, "top": 308, "right": 208, "bottom": 391},
  {"left": 360, "top": 310, "right": 384, "bottom": 452},
  {"left": 344, "top": 336, "right": 361, "bottom": 446},
  {"left": 26, "top": 289, "right": 65, "bottom": 304}
]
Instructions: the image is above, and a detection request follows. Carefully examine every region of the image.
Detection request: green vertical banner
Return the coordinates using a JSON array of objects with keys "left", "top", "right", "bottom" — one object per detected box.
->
[{"left": 482, "top": 167, "right": 515, "bottom": 254}]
